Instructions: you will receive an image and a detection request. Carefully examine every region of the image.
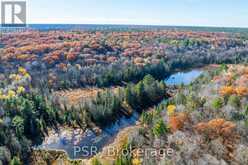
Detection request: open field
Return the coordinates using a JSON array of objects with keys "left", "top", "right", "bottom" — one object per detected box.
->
[{"left": 53, "top": 87, "right": 121, "bottom": 107}]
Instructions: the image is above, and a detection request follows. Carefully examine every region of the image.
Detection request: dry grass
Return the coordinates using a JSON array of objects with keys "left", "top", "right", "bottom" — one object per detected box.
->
[
  {"left": 94, "top": 125, "right": 141, "bottom": 164},
  {"left": 54, "top": 88, "right": 102, "bottom": 105},
  {"left": 54, "top": 87, "right": 121, "bottom": 108}
]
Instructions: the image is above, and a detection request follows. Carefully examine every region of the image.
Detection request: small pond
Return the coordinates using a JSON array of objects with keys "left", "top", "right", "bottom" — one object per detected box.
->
[{"left": 165, "top": 69, "right": 203, "bottom": 86}]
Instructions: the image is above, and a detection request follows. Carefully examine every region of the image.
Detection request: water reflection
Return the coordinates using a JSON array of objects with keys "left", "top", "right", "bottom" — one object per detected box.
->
[
  {"left": 165, "top": 69, "right": 203, "bottom": 86},
  {"left": 37, "top": 112, "right": 139, "bottom": 159}
]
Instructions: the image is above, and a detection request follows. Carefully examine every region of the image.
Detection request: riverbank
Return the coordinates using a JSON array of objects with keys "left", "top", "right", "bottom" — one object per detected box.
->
[{"left": 33, "top": 68, "right": 204, "bottom": 163}]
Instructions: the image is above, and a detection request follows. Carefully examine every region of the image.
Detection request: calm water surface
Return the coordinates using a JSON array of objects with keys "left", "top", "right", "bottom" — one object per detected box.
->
[
  {"left": 165, "top": 69, "right": 203, "bottom": 86},
  {"left": 37, "top": 69, "right": 203, "bottom": 159}
]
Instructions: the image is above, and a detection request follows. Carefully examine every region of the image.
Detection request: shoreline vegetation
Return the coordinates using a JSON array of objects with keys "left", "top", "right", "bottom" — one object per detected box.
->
[{"left": 0, "top": 28, "right": 248, "bottom": 164}]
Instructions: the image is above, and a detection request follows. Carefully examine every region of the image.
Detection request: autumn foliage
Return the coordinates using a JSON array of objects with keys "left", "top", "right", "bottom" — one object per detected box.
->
[
  {"left": 194, "top": 118, "right": 236, "bottom": 140},
  {"left": 235, "top": 86, "right": 248, "bottom": 96},
  {"left": 219, "top": 86, "right": 236, "bottom": 96},
  {"left": 217, "top": 66, "right": 248, "bottom": 97},
  {"left": 168, "top": 112, "right": 188, "bottom": 132},
  {"left": 219, "top": 86, "right": 248, "bottom": 96},
  {"left": 194, "top": 118, "right": 240, "bottom": 161}
]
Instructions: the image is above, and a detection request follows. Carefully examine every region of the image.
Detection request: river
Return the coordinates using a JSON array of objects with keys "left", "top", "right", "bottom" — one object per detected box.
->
[{"left": 36, "top": 69, "right": 203, "bottom": 159}]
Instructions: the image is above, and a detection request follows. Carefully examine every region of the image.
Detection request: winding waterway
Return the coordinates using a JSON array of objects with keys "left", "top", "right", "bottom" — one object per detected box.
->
[{"left": 37, "top": 69, "right": 203, "bottom": 159}]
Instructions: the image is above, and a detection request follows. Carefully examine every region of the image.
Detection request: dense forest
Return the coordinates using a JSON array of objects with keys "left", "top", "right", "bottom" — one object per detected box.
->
[
  {"left": 1, "top": 30, "right": 248, "bottom": 90},
  {"left": 0, "top": 67, "right": 166, "bottom": 164},
  {"left": 116, "top": 64, "right": 248, "bottom": 165},
  {"left": 0, "top": 29, "right": 248, "bottom": 165}
]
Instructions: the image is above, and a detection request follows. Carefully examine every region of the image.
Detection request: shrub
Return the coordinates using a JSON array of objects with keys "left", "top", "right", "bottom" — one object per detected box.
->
[
  {"left": 245, "top": 104, "right": 248, "bottom": 116},
  {"left": 185, "top": 94, "right": 205, "bottom": 112},
  {"left": 91, "top": 157, "right": 102, "bottom": 165},
  {"left": 168, "top": 112, "right": 188, "bottom": 132},
  {"left": 0, "top": 146, "right": 11, "bottom": 164},
  {"left": 228, "top": 95, "right": 241, "bottom": 108},
  {"left": 12, "top": 116, "right": 24, "bottom": 138},
  {"left": 10, "top": 156, "right": 21, "bottom": 165},
  {"left": 220, "top": 64, "right": 228, "bottom": 72},
  {"left": 194, "top": 118, "right": 236, "bottom": 140},
  {"left": 219, "top": 86, "right": 235, "bottom": 96},
  {"left": 235, "top": 87, "right": 248, "bottom": 96},
  {"left": 141, "top": 112, "right": 153, "bottom": 126},
  {"left": 167, "top": 105, "right": 176, "bottom": 116},
  {"left": 115, "top": 155, "right": 132, "bottom": 165},
  {"left": 152, "top": 119, "right": 168, "bottom": 137},
  {"left": 174, "top": 93, "right": 187, "bottom": 105},
  {"left": 211, "top": 97, "right": 223, "bottom": 110},
  {"left": 131, "top": 158, "right": 142, "bottom": 165}
]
